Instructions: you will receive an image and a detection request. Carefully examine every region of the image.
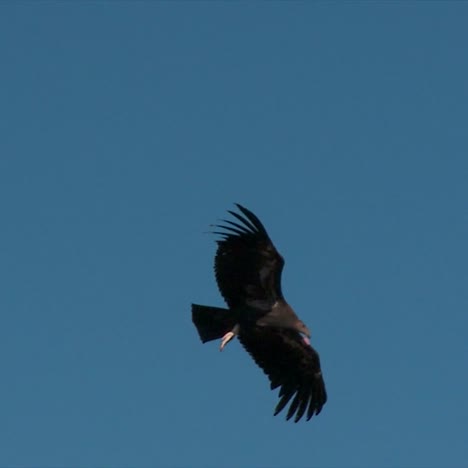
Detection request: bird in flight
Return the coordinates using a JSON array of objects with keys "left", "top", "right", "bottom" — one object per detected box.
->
[{"left": 192, "top": 204, "right": 327, "bottom": 422}]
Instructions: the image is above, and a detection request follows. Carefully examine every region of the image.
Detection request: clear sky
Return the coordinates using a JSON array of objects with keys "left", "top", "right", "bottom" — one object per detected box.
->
[{"left": 1, "top": 2, "right": 467, "bottom": 467}]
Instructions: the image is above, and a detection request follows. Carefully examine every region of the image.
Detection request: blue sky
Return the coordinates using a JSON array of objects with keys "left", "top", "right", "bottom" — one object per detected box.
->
[{"left": 1, "top": 2, "right": 467, "bottom": 467}]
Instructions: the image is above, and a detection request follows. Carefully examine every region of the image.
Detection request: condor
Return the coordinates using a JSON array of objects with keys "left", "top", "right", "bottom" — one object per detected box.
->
[{"left": 192, "top": 204, "right": 327, "bottom": 422}]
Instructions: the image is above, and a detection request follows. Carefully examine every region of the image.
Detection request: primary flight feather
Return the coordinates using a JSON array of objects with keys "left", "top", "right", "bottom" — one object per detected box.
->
[{"left": 191, "top": 204, "right": 327, "bottom": 422}]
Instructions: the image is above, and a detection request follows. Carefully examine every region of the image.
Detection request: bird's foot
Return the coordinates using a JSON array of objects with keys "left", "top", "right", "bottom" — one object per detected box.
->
[
  {"left": 219, "top": 324, "right": 240, "bottom": 352},
  {"left": 219, "top": 331, "right": 235, "bottom": 352}
]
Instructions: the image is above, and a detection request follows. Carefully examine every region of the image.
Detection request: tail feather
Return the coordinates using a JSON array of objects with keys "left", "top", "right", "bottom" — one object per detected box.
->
[{"left": 191, "top": 304, "right": 237, "bottom": 343}]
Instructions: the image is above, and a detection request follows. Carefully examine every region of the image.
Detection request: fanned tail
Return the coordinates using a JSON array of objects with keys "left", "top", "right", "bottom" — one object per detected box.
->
[{"left": 191, "top": 304, "right": 237, "bottom": 343}]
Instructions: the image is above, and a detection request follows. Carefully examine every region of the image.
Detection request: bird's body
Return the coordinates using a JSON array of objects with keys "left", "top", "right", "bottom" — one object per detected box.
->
[{"left": 191, "top": 204, "right": 327, "bottom": 422}]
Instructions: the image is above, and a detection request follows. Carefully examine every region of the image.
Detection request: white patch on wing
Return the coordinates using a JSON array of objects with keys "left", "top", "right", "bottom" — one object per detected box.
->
[{"left": 246, "top": 298, "right": 271, "bottom": 311}]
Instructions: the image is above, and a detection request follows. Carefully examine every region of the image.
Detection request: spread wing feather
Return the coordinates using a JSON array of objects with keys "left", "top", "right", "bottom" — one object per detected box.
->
[
  {"left": 238, "top": 327, "right": 327, "bottom": 422},
  {"left": 214, "top": 204, "right": 284, "bottom": 310}
]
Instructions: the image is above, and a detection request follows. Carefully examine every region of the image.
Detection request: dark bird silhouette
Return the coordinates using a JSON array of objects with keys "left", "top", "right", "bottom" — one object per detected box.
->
[{"left": 192, "top": 204, "right": 327, "bottom": 422}]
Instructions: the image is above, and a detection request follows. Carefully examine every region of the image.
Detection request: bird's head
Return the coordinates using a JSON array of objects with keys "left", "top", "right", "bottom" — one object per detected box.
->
[{"left": 296, "top": 320, "right": 311, "bottom": 345}]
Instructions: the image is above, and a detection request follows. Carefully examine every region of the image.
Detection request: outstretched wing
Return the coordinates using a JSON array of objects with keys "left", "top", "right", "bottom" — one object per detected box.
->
[
  {"left": 213, "top": 204, "right": 284, "bottom": 311},
  {"left": 239, "top": 327, "right": 327, "bottom": 422}
]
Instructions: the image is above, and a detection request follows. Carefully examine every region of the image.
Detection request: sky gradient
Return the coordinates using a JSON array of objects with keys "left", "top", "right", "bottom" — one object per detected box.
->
[{"left": 1, "top": 3, "right": 467, "bottom": 467}]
